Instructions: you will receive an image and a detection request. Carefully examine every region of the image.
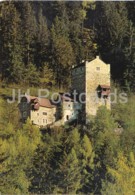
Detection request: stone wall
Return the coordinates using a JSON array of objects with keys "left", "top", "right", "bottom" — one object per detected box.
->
[
  {"left": 71, "top": 56, "right": 111, "bottom": 121},
  {"left": 85, "top": 56, "right": 110, "bottom": 117}
]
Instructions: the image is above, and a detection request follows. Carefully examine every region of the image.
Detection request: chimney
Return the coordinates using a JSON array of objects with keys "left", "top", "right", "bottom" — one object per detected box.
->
[{"left": 96, "top": 55, "right": 100, "bottom": 59}]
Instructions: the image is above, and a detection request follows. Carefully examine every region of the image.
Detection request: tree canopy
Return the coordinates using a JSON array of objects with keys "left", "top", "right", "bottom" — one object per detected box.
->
[{"left": 1, "top": 1, "right": 134, "bottom": 90}]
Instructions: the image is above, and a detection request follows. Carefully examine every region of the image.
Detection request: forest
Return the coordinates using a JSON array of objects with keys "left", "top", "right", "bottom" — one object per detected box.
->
[
  {"left": 0, "top": 1, "right": 135, "bottom": 194},
  {"left": 0, "top": 1, "right": 135, "bottom": 89}
]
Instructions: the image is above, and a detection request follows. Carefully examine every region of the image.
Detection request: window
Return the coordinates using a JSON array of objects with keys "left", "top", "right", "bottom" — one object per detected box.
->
[
  {"left": 23, "top": 111, "right": 27, "bottom": 118},
  {"left": 96, "top": 67, "right": 100, "bottom": 71},
  {"left": 22, "top": 102, "right": 27, "bottom": 109},
  {"left": 43, "top": 119, "right": 47, "bottom": 124},
  {"left": 37, "top": 113, "right": 39, "bottom": 116},
  {"left": 66, "top": 115, "right": 69, "bottom": 120},
  {"left": 105, "top": 99, "right": 107, "bottom": 106},
  {"left": 43, "top": 112, "right": 47, "bottom": 115}
]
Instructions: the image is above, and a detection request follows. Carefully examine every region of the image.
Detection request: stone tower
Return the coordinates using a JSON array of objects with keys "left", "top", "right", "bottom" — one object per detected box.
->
[{"left": 71, "top": 56, "right": 111, "bottom": 122}]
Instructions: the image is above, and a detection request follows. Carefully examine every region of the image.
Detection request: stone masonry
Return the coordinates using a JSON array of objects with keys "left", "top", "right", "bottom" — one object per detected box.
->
[{"left": 71, "top": 56, "right": 111, "bottom": 121}]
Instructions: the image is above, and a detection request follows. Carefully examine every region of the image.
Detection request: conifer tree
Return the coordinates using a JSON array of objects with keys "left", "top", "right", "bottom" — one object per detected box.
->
[
  {"left": 101, "top": 152, "right": 135, "bottom": 195},
  {"left": 94, "top": 2, "right": 129, "bottom": 79},
  {"left": 20, "top": 2, "right": 37, "bottom": 66},
  {"left": 80, "top": 134, "right": 95, "bottom": 193},
  {"left": 113, "top": 97, "right": 135, "bottom": 154},
  {"left": 90, "top": 107, "right": 118, "bottom": 194},
  {"left": 34, "top": 7, "right": 49, "bottom": 69},
  {"left": 29, "top": 129, "right": 63, "bottom": 194},
  {"left": 51, "top": 16, "right": 75, "bottom": 88},
  {"left": 0, "top": 120, "right": 41, "bottom": 193},
  {"left": 54, "top": 148, "right": 81, "bottom": 194},
  {"left": 0, "top": 2, "right": 24, "bottom": 82}
]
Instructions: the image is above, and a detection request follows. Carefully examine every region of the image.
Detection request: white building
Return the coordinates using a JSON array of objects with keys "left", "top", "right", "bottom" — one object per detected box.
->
[
  {"left": 59, "top": 93, "right": 82, "bottom": 123},
  {"left": 19, "top": 95, "right": 56, "bottom": 127}
]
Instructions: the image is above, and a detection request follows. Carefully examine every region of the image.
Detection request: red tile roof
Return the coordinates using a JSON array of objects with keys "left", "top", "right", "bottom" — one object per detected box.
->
[
  {"left": 38, "top": 97, "right": 55, "bottom": 108},
  {"left": 25, "top": 95, "right": 55, "bottom": 108}
]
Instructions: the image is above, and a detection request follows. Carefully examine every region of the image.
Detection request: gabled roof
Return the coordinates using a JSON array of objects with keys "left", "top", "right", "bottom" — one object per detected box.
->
[
  {"left": 24, "top": 95, "right": 55, "bottom": 108},
  {"left": 72, "top": 56, "right": 109, "bottom": 70},
  {"left": 86, "top": 56, "right": 110, "bottom": 67},
  {"left": 38, "top": 97, "right": 55, "bottom": 108}
]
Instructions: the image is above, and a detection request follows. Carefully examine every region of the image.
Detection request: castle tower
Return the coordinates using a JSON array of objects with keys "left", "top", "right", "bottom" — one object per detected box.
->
[{"left": 71, "top": 56, "right": 111, "bottom": 122}]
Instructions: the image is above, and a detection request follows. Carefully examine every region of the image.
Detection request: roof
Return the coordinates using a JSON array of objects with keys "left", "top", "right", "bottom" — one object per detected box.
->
[
  {"left": 38, "top": 98, "right": 55, "bottom": 108},
  {"left": 102, "top": 91, "right": 110, "bottom": 95},
  {"left": 89, "top": 56, "right": 109, "bottom": 65},
  {"left": 25, "top": 95, "right": 55, "bottom": 108},
  {"left": 59, "top": 93, "right": 74, "bottom": 101},
  {"left": 72, "top": 61, "right": 85, "bottom": 70},
  {"left": 100, "top": 85, "right": 110, "bottom": 89},
  {"left": 72, "top": 56, "right": 109, "bottom": 70}
]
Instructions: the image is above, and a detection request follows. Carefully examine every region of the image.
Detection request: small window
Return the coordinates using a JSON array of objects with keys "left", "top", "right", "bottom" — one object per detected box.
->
[
  {"left": 43, "top": 119, "right": 48, "bottom": 124},
  {"left": 37, "top": 113, "right": 39, "bottom": 116},
  {"left": 22, "top": 102, "right": 27, "bottom": 109},
  {"left": 23, "top": 111, "right": 27, "bottom": 118},
  {"left": 43, "top": 112, "right": 47, "bottom": 115},
  {"left": 96, "top": 67, "right": 100, "bottom": 71}
]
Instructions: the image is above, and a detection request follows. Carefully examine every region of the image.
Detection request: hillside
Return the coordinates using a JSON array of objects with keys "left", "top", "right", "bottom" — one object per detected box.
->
[
  {"left": 0, "top": 1, "right": 135, "bottom": 194},
  {"left": 0, "top": 1, "right": 135, "bottom": 90}
]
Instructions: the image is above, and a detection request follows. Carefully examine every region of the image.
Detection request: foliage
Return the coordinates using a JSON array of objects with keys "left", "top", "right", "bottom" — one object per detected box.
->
[
  {"left": 113, "top": 96, "right": 135, "bottom": 154},
  {"left": 0, "top": 1, "right": 135, "bottom": 90},
  {"left": 23, "top": 63, "right": 40, "bottom": 86},
  {"left": 0, "top": 94, "right": 135, "bottom": 194},
  {"left": 0, "top": 1, "right": 135, "bottom": 194},
  {"left": 50, "top": 16, "right": 75, "bottom": 88},
  {"left": 0, "top": 2, "right": 24, "bottom": 82},
  {"left": 101, "top": 152, "right": 135, "bottom": 195},
  {"left": 0, "top": 120, "right": 41, "bottom": 193}
]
